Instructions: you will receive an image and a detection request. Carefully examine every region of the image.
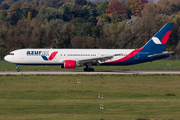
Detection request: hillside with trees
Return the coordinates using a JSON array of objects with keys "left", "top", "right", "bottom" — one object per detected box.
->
[{"left": 0, "top": 0, "right": 180, "bottom": 56}]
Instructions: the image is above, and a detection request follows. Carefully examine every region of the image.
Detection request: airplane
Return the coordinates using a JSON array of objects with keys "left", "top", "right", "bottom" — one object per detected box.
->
[{"left": 4, "top": 23, "right": 174, "bottom": 72}]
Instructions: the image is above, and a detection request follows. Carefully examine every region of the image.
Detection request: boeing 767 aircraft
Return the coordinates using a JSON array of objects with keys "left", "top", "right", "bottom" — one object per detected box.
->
[{"left": 4, "top": 23, "right": 174, "bottom": 72}]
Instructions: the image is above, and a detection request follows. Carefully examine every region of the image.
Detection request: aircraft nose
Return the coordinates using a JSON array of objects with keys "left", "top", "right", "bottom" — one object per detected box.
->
[
  {"left": 4, "top": 55, "right": 10, "bottom": 62},
  {"left": 4, "top": 55, "right": 8, "bottom": 61}
]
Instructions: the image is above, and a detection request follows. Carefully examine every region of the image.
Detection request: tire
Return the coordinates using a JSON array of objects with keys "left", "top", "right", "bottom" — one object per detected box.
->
[
  {"left": 17, "top": 69, "right": 20, "bottom": 72},
  {"left": 91, "top": 68, "right": 94, "bottom": 71},
  {"left": 84, "top": 68, "right": 94, "bottom": 72},
  {"left": 84, "top": 68, "right": 87, "bottom": 71}
]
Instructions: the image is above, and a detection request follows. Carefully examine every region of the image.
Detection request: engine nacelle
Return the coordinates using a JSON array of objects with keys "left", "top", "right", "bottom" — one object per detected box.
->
[{"left": 64, "top": 60, "right": 76, "bottom": 69}]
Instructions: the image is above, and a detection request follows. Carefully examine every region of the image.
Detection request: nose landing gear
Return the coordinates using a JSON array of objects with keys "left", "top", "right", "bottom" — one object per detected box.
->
[{"left": 16, "top": 64, "right": 20, "bottom": 72}]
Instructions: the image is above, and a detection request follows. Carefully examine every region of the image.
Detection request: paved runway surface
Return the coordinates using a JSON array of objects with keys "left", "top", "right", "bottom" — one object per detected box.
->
[{"left": 0, "top": 71, "right": 180, "bottom": 75}]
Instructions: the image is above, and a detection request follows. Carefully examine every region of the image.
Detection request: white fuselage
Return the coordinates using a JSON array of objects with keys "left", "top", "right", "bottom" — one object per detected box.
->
[
  {"left": 3, "top": 23, "right": 174, "bottom": 72},
  {"left": 4, "top": 49, "right": 134, "bottom": 65}
]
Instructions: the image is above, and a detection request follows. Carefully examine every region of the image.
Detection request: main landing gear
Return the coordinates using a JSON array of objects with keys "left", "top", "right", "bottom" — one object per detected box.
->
[
  {"left": 84, "top": 63, "right": 94, "bottom": 72},
  {"left": 16, "top": 64, "right": 20, "bottom": 72},
  {"left": 84, "top": 68, "right": 94, "bottom": 71}
]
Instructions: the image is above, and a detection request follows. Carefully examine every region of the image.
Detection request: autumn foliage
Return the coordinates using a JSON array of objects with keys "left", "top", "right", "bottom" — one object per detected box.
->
[
  {"left": 0, "top": 0, "right": 180, "bottom": 55},
  {"left": 106, "top": 1, "right": 126, "bottom": 14},
  {"left": 126, "top": 0, "right": 148, "bottom": 16}
]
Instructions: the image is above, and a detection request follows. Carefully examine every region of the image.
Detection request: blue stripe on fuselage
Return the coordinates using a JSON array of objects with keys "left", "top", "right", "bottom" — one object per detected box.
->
[{"left": 41, "top": 56, "right": 49, "bottom": 61}]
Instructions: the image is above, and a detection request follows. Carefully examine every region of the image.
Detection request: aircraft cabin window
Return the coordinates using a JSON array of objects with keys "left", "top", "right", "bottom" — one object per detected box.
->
[
  {"left": 8, "top": 53, "right": 14, "bottom": 55},
  {"left": 64, "top": 54, "right": 98, "bottom": 56}
]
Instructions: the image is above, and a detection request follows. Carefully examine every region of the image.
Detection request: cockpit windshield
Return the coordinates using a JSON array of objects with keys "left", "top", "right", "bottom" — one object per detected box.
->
[{"left": 8, "top": 53, "right": 14, "bottom": 55}]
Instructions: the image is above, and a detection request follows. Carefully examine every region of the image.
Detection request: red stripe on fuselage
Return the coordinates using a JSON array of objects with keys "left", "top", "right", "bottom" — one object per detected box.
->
[
  {"left": 106, "top": 47, "right": 143, "bottom": 63},
  {"left": 48, "top": 51, "right": 58, "bottom": 61},
  {"left": 161, "top": 30, "right": 171, "bottom": 44}
]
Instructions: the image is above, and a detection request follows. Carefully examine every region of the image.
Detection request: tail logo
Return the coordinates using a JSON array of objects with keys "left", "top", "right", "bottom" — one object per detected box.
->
[
  {"left": 152, "top": 37, "right": 161, "bottom": 44},
  {"left": 152, "top": 30, "right": 172, "bottom": 45},
  {"left": 41, "top": 51, "right": 58, "bottom": 61}
]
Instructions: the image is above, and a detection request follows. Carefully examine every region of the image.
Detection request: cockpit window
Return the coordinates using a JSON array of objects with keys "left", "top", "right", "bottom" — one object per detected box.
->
[{"left": 8, "top": 53, "right": 14, "bottom": 55}]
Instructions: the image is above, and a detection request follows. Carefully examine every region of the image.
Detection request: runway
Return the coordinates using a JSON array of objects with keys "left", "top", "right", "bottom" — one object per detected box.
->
[{"left": 0, "top": 70, "right": 180, "bottom": 75}]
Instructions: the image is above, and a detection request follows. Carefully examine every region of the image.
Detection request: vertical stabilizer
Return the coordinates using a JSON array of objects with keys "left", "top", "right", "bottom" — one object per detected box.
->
[{"left": 142, "top": 23, "right": 174, "bottom": 53}]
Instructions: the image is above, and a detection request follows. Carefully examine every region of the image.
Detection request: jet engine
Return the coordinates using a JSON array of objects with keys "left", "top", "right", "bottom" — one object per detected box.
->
[{"left": 62, "top": 60, "right": 76, "bottom": 69}]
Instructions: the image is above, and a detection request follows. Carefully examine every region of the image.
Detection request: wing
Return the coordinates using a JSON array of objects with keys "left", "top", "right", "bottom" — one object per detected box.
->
[{"left": 77, "top": 55, "right": 114, "bottom": 65}]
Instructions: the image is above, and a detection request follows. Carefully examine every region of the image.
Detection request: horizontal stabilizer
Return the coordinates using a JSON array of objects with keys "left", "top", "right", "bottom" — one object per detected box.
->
[{"left": 148, "top": 51, "right": 174, "bottom": 58}]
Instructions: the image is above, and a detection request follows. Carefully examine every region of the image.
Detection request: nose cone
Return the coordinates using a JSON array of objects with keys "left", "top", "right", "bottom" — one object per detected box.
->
[
  {"left": 4, "top": 55, "right": 8, "bottom": 61},
  {"left": 4, "top": 55, "right": 11, "bottom": 63}
]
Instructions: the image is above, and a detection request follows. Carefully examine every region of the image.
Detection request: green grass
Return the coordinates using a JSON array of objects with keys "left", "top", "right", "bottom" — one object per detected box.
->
[
  {"left": 0, "top": 60, "right": 180, "bottom": 71},
  {"left": 0, "top": 74, "right": 180, "bottom": 119}
]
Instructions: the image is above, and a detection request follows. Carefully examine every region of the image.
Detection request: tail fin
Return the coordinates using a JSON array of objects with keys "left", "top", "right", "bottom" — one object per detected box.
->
[{"left": 142, "top": 23, "right": 174, "bottom": 53}]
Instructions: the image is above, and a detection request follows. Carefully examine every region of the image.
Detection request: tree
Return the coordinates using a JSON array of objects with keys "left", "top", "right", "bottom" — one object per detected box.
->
[
  {"left": 140, "top": 2, "right": 165, "bottom": 45},
  {"left": 0, "top": 43, "right": 6, "bottom": 55},
  {"left": 97, "top": 35, "right": 109, "bottom": 48},
  {"left": 71, "top": 36, "right": 95, "bottom": 48},
  {"left": 96, "top": 1, "right": 108, "bottom": 16},
  {"left": 106, "top": 1, "right": 126, "bottom": 14},
  {"left": 110, "top": 21, "right": 125, "bottom": 39},
  {"left": 1, "top": 0, "right": 13, "bottom": 6},
  {"left": 111, "top": 11, "right": 128, "bottom": 23},
  {"left": 37, "top": 7, "right": 63, "bottom": 21},
  {"left": 83, "top": 2, "right": 97, "bottom": 17},
  {"left": 72, "top": 18, "right": 90, "bottom": 36},
  {"left": 6, "top": 1, "right": 38, "bottom": 25},
  {"left": 59, "top": 2, "right": 75, "bottom": 21},
  {"left": 59, "top": 2, "right": 75, "bottom": 15},
  {"left": 43, "top": 0, "right": 61, "bottom": 7},
  {"left": 85, "top": 36, "right": 95, "bottom": 48},
  {"left": 71, "top": 36, "right": 83, "bottom": 48},
  {"left": 156, "top": 0, "right": 172, "bottom": 15},
  {"left": 0, "top": 10, "right": 7, "bottom": 21},
  {"left": 42, "top": 19, "right": 76, "bottom": 48},
  {"left": 20, "top": 2, "right": 38, "bottom": 19},
  {"left": 88, "top": 15, "right": 97, "bottom": 25},
  {"left": 91, "top": 25, "right": 100, "bottom": 38},
  {"left": 0, "top": 3, "right": 10, "bottom": 10},
  {"left": 171, "top": 3, "right": 180, "bottom": 13},
  {"left": 108, "top": 21, "right": 126, "bottom": 48},
  {"left": 75, "top": 0, "right": 87, "bottom": 6},
  {"left": 100, "top": 14, "right": 111, "bottom": 23},
  {"left": 74, "top": 6, "right": 90, "bottom": 20},
  {"left": 27, "top": 11, "right": 32, "bottom": 21},
  {"left": 163, "top": 16, "right": 180, "bottom": 52},
  {"left": 4, "top": 36, "right": 22, "bottom": 52},
  {"left": 8, "top": 1, "right": 23, "bottom": 14},
  {"left": 120, "top": 17, "right": 142, "bottom": 48},
  {"left": 126, "top": 0, "right": 148, "bottom": 16}
]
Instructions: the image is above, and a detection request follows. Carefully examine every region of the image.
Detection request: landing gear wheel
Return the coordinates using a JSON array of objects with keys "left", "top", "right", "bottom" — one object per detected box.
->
[
  {"left": 83, "top": 68, "right": 94, "bottom": 72},
  {"left": 17, "top": 69, "right": 20, "bottom": 72},
  {"left": 84, "top": 68, "right": 87, "bottom": 71},
  {"left": 91, "top": 68, "right": 94, "bottom": 71},
  {"left": 16, "top": 64, "right": 20, "bottom": 72}
]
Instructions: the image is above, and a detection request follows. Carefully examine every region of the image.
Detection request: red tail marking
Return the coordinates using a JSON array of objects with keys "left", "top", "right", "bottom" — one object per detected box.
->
[{"left": 161, "top": 31, "right": 171, "bottom": 44}]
